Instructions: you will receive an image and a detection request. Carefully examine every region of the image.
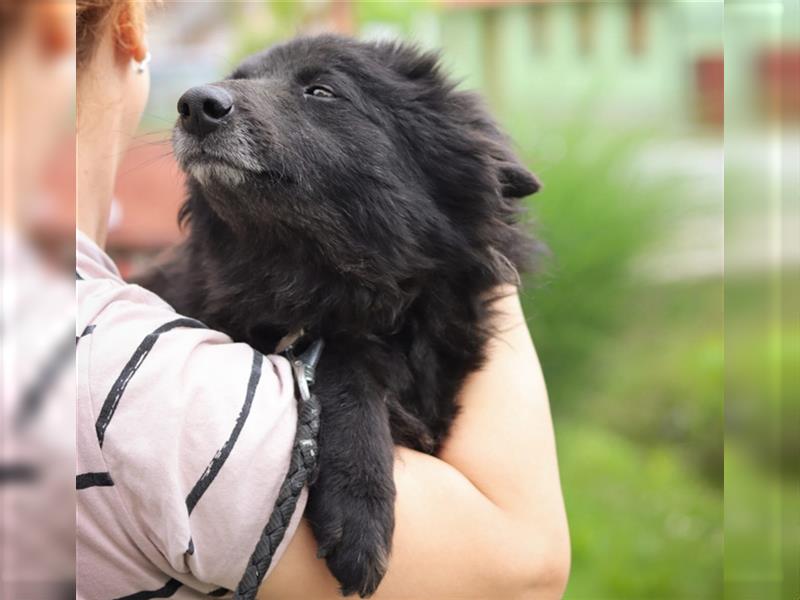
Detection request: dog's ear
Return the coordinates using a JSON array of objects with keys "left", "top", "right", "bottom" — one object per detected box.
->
[{"left": 497, "top": 162, "right": 541, "bottom": 198}]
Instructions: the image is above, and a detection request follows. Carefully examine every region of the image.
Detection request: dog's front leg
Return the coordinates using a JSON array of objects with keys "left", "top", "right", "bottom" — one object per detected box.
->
[{"left": 306, "top": 352, "right": 395, "bottom": 598}]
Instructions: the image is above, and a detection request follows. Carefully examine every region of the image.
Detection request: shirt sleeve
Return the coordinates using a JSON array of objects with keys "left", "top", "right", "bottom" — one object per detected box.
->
[{"left": 84, "top": 296, "right": 306, "bottom": 592}]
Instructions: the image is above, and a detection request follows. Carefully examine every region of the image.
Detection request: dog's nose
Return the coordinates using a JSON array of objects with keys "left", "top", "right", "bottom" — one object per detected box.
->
[{"left": 177, "top": 85, "right": 233, "bottom": 137}]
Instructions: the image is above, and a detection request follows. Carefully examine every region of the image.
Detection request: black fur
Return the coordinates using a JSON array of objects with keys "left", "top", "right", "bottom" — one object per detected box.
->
[{"left": 139, "top": 35, "right": 540, "bottom": 597}]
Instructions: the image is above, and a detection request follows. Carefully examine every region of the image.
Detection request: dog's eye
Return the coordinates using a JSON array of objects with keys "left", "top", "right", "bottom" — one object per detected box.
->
[{"left": 305, "top": 85, "right": 336, "bottom": 99}]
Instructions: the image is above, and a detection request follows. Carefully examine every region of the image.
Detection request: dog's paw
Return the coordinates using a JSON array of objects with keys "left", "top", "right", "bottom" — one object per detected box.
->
[
  {"left": 308, "top": 481, "right": 394, "bottom": 597},
  {"left": 325, "top": 522, "right": 390, "bottom": 598}
]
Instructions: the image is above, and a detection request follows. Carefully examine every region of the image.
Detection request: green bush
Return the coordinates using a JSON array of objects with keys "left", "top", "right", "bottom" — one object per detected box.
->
[
  {"left": 557, "top": 421, "right": 723, "bottom": 599},
  {"left": 512, "top": 130, "right": 726, "bottom": 595},
  {"left": 516, "top": 128, "right": 672, "bottom": 408},
  {"left": 584, "top": 279, "right": 725, "bottom": 485},
  {"left": 724, "top": 272, "right": 800, "bottom": 477}
]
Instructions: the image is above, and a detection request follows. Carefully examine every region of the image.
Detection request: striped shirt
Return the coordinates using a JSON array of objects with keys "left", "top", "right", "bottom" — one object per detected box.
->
[{"left": 76, "top": 230, "right": 306, "bottom": 599}]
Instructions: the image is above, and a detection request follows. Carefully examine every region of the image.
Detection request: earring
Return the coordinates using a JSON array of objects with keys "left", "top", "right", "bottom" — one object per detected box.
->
[{"left": 135, "top": 51, "right": 151, "bottom": 74}]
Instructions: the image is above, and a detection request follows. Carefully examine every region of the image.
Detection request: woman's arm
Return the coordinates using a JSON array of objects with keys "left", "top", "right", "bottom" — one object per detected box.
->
[{"left": 260, "top": 287, "right": 570, "bottom": 599}]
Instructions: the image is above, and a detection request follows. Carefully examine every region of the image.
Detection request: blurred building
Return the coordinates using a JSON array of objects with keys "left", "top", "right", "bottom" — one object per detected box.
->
[{"left": 438, "top": 1, "right": 722, "bottom": 129}]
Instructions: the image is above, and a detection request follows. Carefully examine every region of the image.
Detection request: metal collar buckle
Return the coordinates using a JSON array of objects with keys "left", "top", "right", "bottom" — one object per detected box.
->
[{"left": 282, "top": 339, "right": 325, "bottom": 402}]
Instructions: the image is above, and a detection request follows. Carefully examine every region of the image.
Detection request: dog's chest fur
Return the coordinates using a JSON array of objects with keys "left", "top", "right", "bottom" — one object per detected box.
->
[{"left": 147, "top": 202, "right": 499, "bottom": 453}]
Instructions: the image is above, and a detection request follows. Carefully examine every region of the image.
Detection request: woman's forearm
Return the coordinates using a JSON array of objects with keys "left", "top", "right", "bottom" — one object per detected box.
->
[
  {"left": 262, "top": 447, "right": 563, "bottom": 600},
  {"left": 260, "top": 287, "right": 569, "bottom": 599},
  {"left": 437, "top": 286, "right": 570, "bottom": 592}
]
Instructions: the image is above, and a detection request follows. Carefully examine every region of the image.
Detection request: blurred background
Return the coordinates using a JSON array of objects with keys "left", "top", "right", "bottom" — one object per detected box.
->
[{"left": 1, "top": 0, "right": 797, "bottom": 598}]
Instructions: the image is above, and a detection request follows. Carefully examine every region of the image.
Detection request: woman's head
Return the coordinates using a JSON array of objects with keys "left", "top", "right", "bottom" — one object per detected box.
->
[
  {"left": 77, "top": 0, "right": 147, "bottom": 69},
  {"left": 76, "top": 0, "right": 151, "bottom": 140}
]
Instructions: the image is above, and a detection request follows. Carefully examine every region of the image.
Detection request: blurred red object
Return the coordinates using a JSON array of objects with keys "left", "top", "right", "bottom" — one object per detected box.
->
[
  {"left": 758, "top": 46, "right": 800, "bottom": 121},
  {"left": 107, "top": 138, "right": 186, "bottom": 278},
  {"left": 695, "top": 54, "right": 724, "bottom": 127}
]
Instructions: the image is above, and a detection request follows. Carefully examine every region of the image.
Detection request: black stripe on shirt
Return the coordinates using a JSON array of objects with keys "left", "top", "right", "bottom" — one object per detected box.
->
[
  {"left": 76, "top": 324, "right": 96, "bottom": 344},
  {"left": 114, "top": 578, "right": 182, "bottom": 600},
  {"left": 208, "top": 588, "right": 229, "bottom": 597},
  {"left": 95, "top": 318, "right": 207, "bottom": 448},
  {"left": 76, "top": 471, "right": 114, "bottom": 490},
  {"left": 185, "top": 349, "right": 263, "bottom": 515}
]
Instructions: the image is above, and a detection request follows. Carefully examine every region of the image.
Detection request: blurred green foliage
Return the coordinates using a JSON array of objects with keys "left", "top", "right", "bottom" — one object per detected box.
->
[
  {"left": 723, "top": 271, "right": 799, "bottom": 600},
  {"left": 515, "top": 131, "right": 725, "bottom": 597},
  {"left": 517, "top": 127, "right": 670, "bottom": 400},
  {"left": 724, "top": 443, "right": 800, "bottom": 600},
  {"left": 558, "top": 422, "right": 722, "bottom": 598},
  {"left": 725, "top": 272, "right": 800, "bottom": 476}
]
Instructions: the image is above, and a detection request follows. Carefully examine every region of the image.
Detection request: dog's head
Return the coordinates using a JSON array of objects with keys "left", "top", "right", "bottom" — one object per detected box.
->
[{"left": 174, "top": 35, "right": 539, "bottom": 282}]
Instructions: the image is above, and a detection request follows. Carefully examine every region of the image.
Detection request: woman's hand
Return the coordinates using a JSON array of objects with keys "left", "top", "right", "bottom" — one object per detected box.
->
[{"left": 260, "top": 286, "right": 570, "bottom": 599}]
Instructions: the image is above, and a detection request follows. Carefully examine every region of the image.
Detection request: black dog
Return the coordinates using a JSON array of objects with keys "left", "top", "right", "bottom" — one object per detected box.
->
[{"left": 140, "top": 35, "right": 540, "bottom": 597}]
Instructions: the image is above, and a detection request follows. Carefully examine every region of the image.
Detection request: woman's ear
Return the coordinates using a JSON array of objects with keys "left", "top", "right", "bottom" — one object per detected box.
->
[
  {"left": 498, "top": 162, "right": 541, "bottom": 198},
  {"left": 115, "top": 5, "right": 147, "bottom": 63}
]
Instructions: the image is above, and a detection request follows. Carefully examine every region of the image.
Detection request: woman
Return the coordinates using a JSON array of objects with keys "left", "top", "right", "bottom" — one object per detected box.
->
[{"left": 76, "top": 1, "right": 570, "bottom": 598}]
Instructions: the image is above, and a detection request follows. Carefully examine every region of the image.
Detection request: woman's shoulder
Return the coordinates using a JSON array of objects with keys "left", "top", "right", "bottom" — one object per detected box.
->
[{"left": 76, "top": 230, "right": 305, "bottom": 596}]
